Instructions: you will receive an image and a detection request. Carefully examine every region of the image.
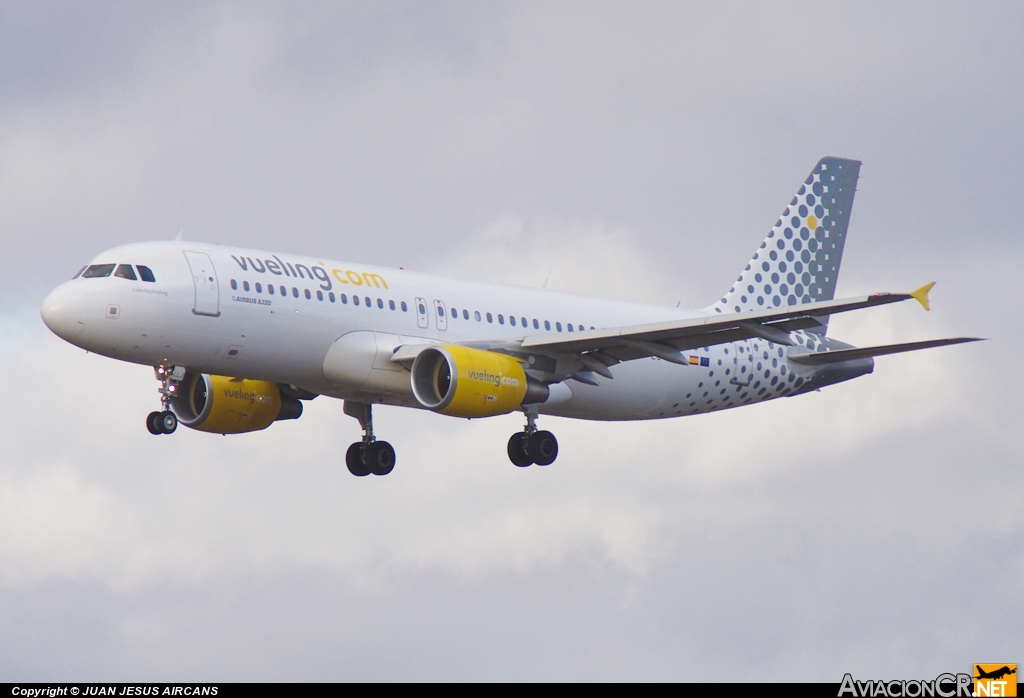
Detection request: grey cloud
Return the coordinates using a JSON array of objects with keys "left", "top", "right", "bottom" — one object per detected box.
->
[{"left": 0, "top": 0, "right": 1020, "bottom": 680}]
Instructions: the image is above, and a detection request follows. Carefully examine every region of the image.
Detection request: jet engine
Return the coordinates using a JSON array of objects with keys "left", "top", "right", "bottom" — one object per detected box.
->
[
  {"left": 171, "top": 371, "right": 303, "bottom": 434},
  {"left": 411, "top": 345, "right": 549, "bottom": 418}
]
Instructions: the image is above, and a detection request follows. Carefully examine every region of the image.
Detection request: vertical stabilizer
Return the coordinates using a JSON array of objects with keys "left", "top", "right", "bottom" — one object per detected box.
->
[{"left": 707, "top": 157, "right": 860, "bottom": 334}]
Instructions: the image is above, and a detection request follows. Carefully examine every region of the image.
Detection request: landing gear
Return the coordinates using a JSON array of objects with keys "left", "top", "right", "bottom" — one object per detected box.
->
[
  {"left": 507, "top": 433, "right": 532, "bottom": 467},
  {"left": 529, "top": 430, "right": 558, "bottom": 466},
  {"left": 346, "top": 442, "right": 371, "bottom": 477},
  {"left": 344, "top": 401, "right": 395, "bottom": 477},
  {"left": 147, "top": 365, "right": 184, "bottom": 435},
  {"left": 147, "top": 410, "right": 177, "bottom": 434},
  {"left": 507, "top": 406, "right": 559, "bottom": 467}
]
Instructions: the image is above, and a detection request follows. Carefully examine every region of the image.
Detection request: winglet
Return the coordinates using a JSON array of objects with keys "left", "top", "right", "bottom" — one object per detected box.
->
[{"left": 910, "top": 281, "right": 936, "bottom": 311}]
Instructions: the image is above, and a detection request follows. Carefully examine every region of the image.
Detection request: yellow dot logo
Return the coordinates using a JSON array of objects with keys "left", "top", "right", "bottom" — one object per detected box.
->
[{"left": 807, "top": 215, "right": 818, "bottom": 230}]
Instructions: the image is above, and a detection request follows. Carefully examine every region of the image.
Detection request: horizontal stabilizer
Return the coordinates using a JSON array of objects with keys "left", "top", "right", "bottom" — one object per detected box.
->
[{"left": 788, "top": 337, "right": 984, "bottom": 365}]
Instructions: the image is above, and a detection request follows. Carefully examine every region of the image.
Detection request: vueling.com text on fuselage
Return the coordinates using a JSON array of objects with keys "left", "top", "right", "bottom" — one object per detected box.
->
[{"left": 231, "top": 255, "right": 387, "bottom": 291}]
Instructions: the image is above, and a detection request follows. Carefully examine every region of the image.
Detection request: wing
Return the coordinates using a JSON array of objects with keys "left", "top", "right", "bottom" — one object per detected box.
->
[
  {"left": 390, "top": 283, "right": 970, "bottom": 385},
  {"left": 519, "top": 289, "right": 922, "bottom": 362}
]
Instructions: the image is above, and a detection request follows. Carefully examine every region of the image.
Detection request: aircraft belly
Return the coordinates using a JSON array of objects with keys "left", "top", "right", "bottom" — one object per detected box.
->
[
  {"left": 322, "top": 330, "right": 414, "bottom": 398},
  {"left": 542, "top": 359, "right": 703, "bottom": 421}
]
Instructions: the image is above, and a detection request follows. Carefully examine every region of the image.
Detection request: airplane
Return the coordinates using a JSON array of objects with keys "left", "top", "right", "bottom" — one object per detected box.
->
[
  {"left": 40, "top": 157, "right": 981, "bottom": 477},
  {"left": 975, "top": 666, "right": 1016, "bottom": 681}
]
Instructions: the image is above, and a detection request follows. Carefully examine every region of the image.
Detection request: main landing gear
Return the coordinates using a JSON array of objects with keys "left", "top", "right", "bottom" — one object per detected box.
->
[
  {"left": 507, "top": 405, "right": 558, "bottom": 467},
  {"left": 147, "top": 365, "right": 182, "bottom": 435},
  {"left": 344, "top": 401, "right": 395, "bottom": 477}
]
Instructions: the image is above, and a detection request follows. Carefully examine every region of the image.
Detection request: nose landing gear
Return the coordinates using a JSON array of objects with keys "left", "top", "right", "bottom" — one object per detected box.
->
[
  {"left": 147, "top": 365, "right": 183, "bottom": 434},
  {"left": 507, "top": 406, "right": 558, "bottom": 467},
  {"left": 344, "top": 401, "right": 395, "bottom": 477}
]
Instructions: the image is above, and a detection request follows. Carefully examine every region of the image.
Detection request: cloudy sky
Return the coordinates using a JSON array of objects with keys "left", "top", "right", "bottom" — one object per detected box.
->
[{"left": 1, "top": 1, "right": 1021, "bottom": 681}]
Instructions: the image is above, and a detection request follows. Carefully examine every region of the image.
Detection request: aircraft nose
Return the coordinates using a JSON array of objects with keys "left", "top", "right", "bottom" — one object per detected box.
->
[{"left": 41, "top": 282, "right": 89, "bottom": 340}]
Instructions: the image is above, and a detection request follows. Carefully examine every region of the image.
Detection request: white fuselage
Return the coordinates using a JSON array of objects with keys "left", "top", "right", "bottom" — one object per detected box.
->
[{"left": 42, "top": 241, "right": 841, "bottom": 421}]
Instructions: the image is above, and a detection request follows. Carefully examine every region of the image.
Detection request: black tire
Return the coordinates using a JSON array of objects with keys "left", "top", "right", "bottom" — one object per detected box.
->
[
  {"left": 346, "top": 442, "right": 371, "bottom": 477},
  {"left": 507, "top": 433, "right": 533, "bottom": 467},
  {"left": 366, "top": 441, "right": 396, "bottom": 476},
  {"left": 528, "top": 430, "right": 558, "bottom": 466},
  {"left": 158, "top": 410, "right": 177, "bottom": 434},
  {"left": 147, "top": 411, "right": 163, "bottom": 435}
]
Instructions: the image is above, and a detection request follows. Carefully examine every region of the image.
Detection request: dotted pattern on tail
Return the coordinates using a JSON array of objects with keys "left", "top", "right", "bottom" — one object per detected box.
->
[{"left": 710, "top": 157, "right": 861, "bottom": 334}]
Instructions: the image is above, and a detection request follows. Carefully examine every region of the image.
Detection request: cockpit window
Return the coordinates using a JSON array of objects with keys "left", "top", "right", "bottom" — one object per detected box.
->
[
  {"left": 72, "top": 266, "right": 87, "bottom": 279},
  {"left": 114, "top": 264, "right": 138, "bottom": 280},
  {"left": 137, "top": 265, "right": 156, "bottom": 282},
  {"left": 82, "top": 264, "right": 115, "bottom": 278}
]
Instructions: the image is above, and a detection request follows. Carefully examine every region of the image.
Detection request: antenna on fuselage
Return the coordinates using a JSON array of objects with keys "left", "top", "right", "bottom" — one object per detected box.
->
[
  {"left": 174, "top": 229, "right": 183, "bottom": 242},
  {"left": 541, "top": 278, "right": 549, "bottom": 289}
]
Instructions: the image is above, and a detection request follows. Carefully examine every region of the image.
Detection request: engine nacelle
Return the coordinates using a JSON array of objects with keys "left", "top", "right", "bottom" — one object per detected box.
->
[
  {"left": 172, "top": 372, "right": 302, "bottom": 434},
  {"left": 411, "top": 345, "right": 549, "bottom": 418}
]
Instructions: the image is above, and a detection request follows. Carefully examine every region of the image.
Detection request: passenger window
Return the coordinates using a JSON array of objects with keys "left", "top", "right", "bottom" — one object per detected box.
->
[
  {"left": 578, "top": 325, "right": 584, "bottom": 331},
  {"left": 365, "top": 297, "right": 371, "bottom": 307},
  {"left": 450, "top": 307, "right": 457, "bottom": 318},
  {"left": 389, "top": 300, "right": 395, "bottom": 310},
  {"left": 510, "top": 316, "right": 516, "bottom": 326},
  {"left": 533, "top": 319, "right": 539, "bottom": 329},
  {"left": 317, "top": 290, "right": 323, "bottom": 301},
  {"left": 280, "top": 286, "right": 286, "bottom": 296},
  {"left": 556, "top": 322, "right": 562, "bottom": 332},
  {"left": 72, "top": 266, "right": 87, "bottom": 279},
  {"left": 256, "top": 283, "right": 262, "bottom": 293},
  {"left": 463, "top": 309, "right": 469, "bottom": 320},
  {"left": 329, "top": 292, "right": 336, "bottom": 302},
  {"left": 521, "top": 317, "right": 527, "bottom": 327},
  {"left": 486, "top": 313, "right": 493, "bottom": 323},
  {"left": 114, "top": 264, "right": 137, "bottom": 280},
  {"left": 438, "top": 305, "right": 445, "bottom": 317},
  {"left": 544, "top": 320, "right": 551, "bottom": 331},
  {"left": 137, "top": 265, "right": 156, "bottom": 282},
  {"left": 377, "top": 298, "right": 383, "bottom": 309},
  {"left": 243, "top": 281, "right": 250, "bottom": 292},
  {"left": 474, "top": 311, "right": 481, "bottom": 322},
  {"left": 231, "top": 279, "right": 238, "bottom": 290},
  {"left": 269, "top": 285, "right": 275, "bottom": 295},
  {"left": 498, "top": 314, "right": 504, "bottom": 324},
  {"left": 341, "top": 294, "right": 348, "bottom": 304},
  {"left": 292, "top": 288, "right": 299, "bottom": 298},
  {"left": 401, "top": 301, "right": 407, "bottom": 312},
  {"left": 567, "top": 324, "right": 573, "bottom": 332},
  {"left": 354, "top": 296, "right": 360, "bottom": 306},
  {"left": 82, "top": 264, "right": 115, "bottom": 278}
]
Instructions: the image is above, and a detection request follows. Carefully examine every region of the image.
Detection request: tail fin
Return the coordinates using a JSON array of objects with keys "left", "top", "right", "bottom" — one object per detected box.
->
[{"left": 708, "top": 157, "right": 861, "bottom": 335}]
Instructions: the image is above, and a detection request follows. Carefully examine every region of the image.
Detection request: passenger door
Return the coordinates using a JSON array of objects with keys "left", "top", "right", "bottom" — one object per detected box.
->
[
  {"left": 730, "top": 340, "right": 753, "bottom": 386},
  {"left": 183, "top": 251, "right": 220, "bottom": 317}
]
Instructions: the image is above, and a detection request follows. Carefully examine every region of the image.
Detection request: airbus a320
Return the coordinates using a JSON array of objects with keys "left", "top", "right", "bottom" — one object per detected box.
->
[{"left": 41, "top": 157, "right": 981, "bottom": 476}]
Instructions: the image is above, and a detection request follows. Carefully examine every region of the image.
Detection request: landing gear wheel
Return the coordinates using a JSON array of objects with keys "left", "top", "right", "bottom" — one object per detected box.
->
[
  {"left": 147, "top": 412, "right": 163, "bottom": 435},
  {"left": 346, "top": 443, "right": 371, "bottom": 477},
  {"left": 158, "top": 410, "right": 177, "bottom": 434},
  {"left": 528, "top": 430, "right": 558, "bottom": 466},
  {"left": 366, "top": 441, "right": 396, "bottom": 476},
  {"left": 507, "top": 433, "right": 533, "bottom": 467}
]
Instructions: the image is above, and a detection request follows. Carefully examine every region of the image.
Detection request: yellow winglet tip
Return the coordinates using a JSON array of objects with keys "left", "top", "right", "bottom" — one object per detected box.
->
[{"left": 909, "top": 281, "right": 936, "bottom": 311}]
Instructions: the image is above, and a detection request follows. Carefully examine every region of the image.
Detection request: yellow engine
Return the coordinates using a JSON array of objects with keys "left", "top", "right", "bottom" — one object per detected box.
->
[
  {"left": 411, "top": 345, "right": 549, "bottom": 418},
  {"left": 172, "top": 372, "right": 303, "bottom": 434}
]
